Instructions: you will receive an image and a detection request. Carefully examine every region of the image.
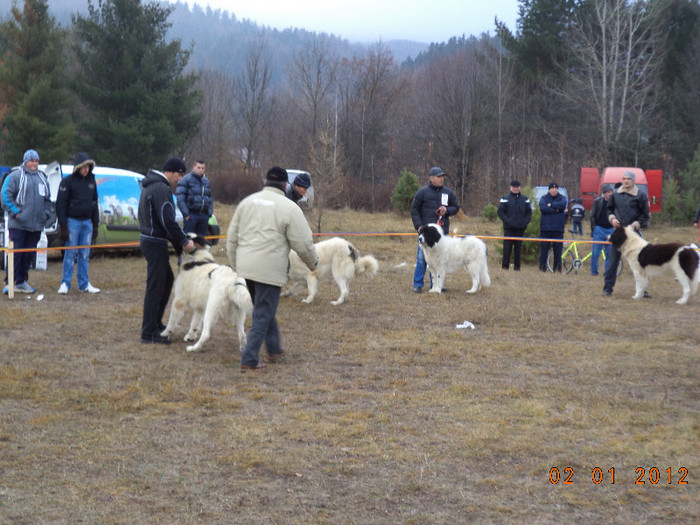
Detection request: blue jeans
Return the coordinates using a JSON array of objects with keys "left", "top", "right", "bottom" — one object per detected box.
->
[
  {"left": 572, "top": 221, "right": 583, "bottom": 235},
  {"left": 241, "top": 280, "right": 282, "bottom": 367},
  {"left": 61, "top": 217, "right": 93, "bottom": 290},
  {"left": 413, "top": 241, "right": 433, "bottom": 289},
  {"left": 184, "top": 213, "right": 209, "bottom": 237},
  {"left": 5, "top": 228, "right": 41, "bottom": 285},
  {"left": 590, "top": 225, "right": 613, "bottom": 275}
]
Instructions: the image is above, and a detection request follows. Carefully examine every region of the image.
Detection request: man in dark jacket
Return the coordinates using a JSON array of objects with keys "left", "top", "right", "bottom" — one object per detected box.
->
[
  {"left": 603, "top": 171, "right": 650, "bottom": 296},
  {"left": 138, "top": 157, "right": 194, "bottom": 344},
  {"left": 410, "top": 166, "right": 460, "bottom": 293},
  {"left": 176, "top": 159, "right": 213, "bottom": 237},
  {"left": 285, "top": 172, "right": 312, "bottom": 205},
  {"left": 1, "top": 149, "right": 51, "bottom": 294},
  {"left": 538, "top": 182, "right": 568, "bottom": 272},
  {"left": 56, "top": 153, "right": 101, "bottom": 294},
  {"left": 497, "top": 180, "right": 531, "bottom": 271}
]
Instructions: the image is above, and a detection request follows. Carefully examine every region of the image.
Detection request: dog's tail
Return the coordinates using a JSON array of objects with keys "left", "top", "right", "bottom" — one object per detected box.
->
[
  {"left": 229, "top": 277, "right": 254, "bottom": 315},
  {"left": 355, "top": 255, "right": 379, "bottom": 278}
]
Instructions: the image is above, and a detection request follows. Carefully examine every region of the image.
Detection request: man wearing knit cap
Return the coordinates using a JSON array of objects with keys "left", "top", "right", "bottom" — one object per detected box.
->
[
  {"left": 603, "top": 170, "right": 649, "bottom": 297},
  {"left": 138, "top": 157, "right": 195, "bottom": 344},
  {"left": 1, "top": 149, "right": 51, "bottom": 294},
  {"left": 285, "top": 172, "right": 312, "bottom": 205},
  {"left": 56, "top": 153, "right": 101, "bottom": 294},
  {"left": 227, "top": 166, "right": 318, "bottom": 371},
  {"left": 497, "top": 180, "right": 531, "bottom": 271}
]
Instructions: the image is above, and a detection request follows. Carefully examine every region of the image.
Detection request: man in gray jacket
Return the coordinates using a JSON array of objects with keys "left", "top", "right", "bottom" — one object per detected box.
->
[
  {"left": 228, "top": 166, "right": 318, "bottom": 371},
  {"left": 1, "top": 149, "right": 51, "bottom": 294}
]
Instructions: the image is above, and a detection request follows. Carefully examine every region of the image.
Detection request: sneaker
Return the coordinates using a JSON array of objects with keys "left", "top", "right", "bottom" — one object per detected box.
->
[
  {"left": 602, "top": 289, "right": 612, "bottom": 296},
  {"left": 79, "top": 283, "right": 100, "bottom": 294},
  {"left": 141, "top": 334, "right": 171, "bottom": 345},
  {"left": 2, "top": 284, "right": 8, "bottom": 294},
  {"left": 57, "top": 282, "right": 69, "bottom": 294},
  {"left": 413, "top": 287, "right": 422, "bottom": 294},
  {"left": 15, "top": 281, "right": 36, "bottom": 294}
]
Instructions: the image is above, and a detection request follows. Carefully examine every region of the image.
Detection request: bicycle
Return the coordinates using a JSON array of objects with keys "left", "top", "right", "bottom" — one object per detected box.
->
[{"left": 547, "top": 232, "right": 623, "bottom": 275}]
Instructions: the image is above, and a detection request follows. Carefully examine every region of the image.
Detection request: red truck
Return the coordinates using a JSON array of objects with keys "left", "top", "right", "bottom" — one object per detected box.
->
[{"left": 580, "top": 167, "right": 662, "bottom": 213}]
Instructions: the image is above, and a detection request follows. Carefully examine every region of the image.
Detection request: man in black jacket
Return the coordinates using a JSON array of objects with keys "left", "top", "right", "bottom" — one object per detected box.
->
[
  {"left": 410, "top": 166, "right": 460, "bottom": 293},
  {"left": 56, "top": 153, "right": 101, "bottom": 295},
  {"left": 603, "top": 172, "right": 650, "bottom": 296},
  {"left": 497, "top": 180, "right": 531, "bottom": 271},
  {"left": 138, "top": 157, "right": 195, "bottom": 344}
]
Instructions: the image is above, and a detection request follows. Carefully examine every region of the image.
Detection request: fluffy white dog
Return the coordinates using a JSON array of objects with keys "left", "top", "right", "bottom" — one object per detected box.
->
[
  {"left": 161, "top": 244, "right": 253, "bottom": 351},
  {"left": 284, "top": 237, "right": 378, "bottom": 305},
  {"left": 418, "top": 223, "right": 491, "bottom": 294},
  {"left": 608, "top": 225, "right": 699, "bottom": 304}
]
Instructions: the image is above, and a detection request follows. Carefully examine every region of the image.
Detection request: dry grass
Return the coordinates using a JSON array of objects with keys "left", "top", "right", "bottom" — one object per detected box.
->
[{"left": 1, "top": 206, "right": 698, "bottom": 524}]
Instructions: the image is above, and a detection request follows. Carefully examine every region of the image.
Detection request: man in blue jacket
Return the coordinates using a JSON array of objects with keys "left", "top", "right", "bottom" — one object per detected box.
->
[
  {"left": 538, "top": 182, "right": 567, "bottom": 272},
  {"left": 1, "top": 149, "right": 51, "bottom": 294},
  {"left": 497, "top": 180, "right": 531, "bottom": 271},
  {"left": 176, "top": 159, "right": 213, "bottom": 237},
  {"left": 410, "top": 166, "right": 460, "bottom": 293}
]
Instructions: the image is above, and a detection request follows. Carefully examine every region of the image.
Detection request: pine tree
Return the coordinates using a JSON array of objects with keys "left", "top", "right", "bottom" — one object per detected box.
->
[
  {"left": 0, "top": 0, "right": 74, "bottom": 164},
  {"left": 71, "top": 0, "right": 201, "bottom": 171}
]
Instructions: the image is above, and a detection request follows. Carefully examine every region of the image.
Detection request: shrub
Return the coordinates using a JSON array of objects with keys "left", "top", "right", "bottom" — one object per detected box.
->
[
  {"left": 390, "top": 169, "right": 420, "bottom": 214},
  {"left": 482, "top": 203, "right": 498, "bottom": 222}
]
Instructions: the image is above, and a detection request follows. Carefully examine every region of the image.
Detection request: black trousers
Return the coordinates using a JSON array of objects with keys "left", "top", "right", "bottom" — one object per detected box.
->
[
  {"left": 502, "top": 228, "right": 525, "bottom": 269},
  {"left": 140, "top": 237, "right": 174, "bottom": 339}
]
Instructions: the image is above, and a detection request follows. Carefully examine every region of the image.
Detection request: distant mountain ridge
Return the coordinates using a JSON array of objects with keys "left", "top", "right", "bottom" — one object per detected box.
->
[{"left": 0, "top": 0, "right": 429, "bottom": 75}]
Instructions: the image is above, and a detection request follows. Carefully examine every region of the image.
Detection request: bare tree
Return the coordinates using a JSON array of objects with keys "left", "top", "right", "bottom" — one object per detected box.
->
[
  {"left": 234, "top": 38, "right": 274, "bottom": 171},
  {"left": 289, "top": 34, "right": 339, "bottom": 139},
  {"left": 553, "top": 0, "right": 667, "bottom": 164}
]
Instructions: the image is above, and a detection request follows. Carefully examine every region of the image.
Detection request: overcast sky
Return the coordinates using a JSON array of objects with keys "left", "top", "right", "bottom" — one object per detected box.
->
[{"left": 174, "top": 0, "right": 521, "bottom": 44}]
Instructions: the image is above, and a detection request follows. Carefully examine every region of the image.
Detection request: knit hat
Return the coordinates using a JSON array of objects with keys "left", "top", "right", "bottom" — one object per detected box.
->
[
  {"left": 548, "top": 182, "right": 559, "bottom": 189},
  {"left": 266, "top": 166, "right": 288, "bottom": 182},
  {"left": 162, "top": 157, "right": 186, "bottom": 174},
  {"left": 622, "top": 171, "right": 635, "bottom": 182},
  {"left": 510, "top": 180, "right": 521, "bottom": 187},
  {"left": 293, "top": 172, "right": 311, "bottom": 188},
  {"left": 72, "top": 152, "right": 95, "bottom": 174},
  {"left": 23, "top": 149, "right": 39, "bottom": 164},
  {"left": 429, "top": 166, "right": 445, "bottom": 177}
]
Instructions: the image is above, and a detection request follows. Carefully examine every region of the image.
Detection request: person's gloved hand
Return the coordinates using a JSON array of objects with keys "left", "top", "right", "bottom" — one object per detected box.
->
[{"left": 59, "top": 225, "right": 69, "bottom": 242}]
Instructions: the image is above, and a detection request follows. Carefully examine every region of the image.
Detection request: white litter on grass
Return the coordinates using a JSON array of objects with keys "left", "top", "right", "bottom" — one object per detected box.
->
[
  {"left": 395, "top": 262, "right": 407, "bottom": 268},
  {"left": 456, "top": 320, "right": 475, "bottom": 330},
  {"left": 36, "top": 294, "right": 44, "bottom": 301}
]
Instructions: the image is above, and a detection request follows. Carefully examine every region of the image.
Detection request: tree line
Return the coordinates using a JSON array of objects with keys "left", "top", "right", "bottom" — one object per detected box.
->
[{"left": 1, "top": 0, "right": 699, "bottom": 221}]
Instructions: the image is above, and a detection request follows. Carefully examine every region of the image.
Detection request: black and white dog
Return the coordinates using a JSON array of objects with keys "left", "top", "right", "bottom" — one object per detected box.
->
[
  {"left": 417, "top": 223, "right": 490, "bottom": 294},
  {"left": 608, "top": 226, "right": 699, "bottom": 304}
]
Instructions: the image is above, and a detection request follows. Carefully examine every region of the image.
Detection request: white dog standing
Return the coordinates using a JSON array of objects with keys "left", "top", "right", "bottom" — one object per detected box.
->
[
  {"left": 608, "top": 225, "right": 699, "bottom": 304},
  {"left": 417, "top": 223, "right": 490, "bottom": 294},
  {"left": 284, "top": 237, "right": 378, "bottom": 305},
  {"left": 161, "top": 244, "right": 253, "bottom": 351}
]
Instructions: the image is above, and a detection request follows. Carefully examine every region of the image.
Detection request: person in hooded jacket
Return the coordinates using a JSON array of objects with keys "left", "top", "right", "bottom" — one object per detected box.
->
[
  {"left": 1, "top": 149, "right": 51, "bottom": 294},
  {"left": 410, "top": 166, "right": 460, "bottom": 293},
  {"left": 138, "top": 157, "right": 194, "bottom": 344},
  {"left": 497, "top": 180, "right": 531, "bottom": 271},
  {"left": 56, "top": 153, "right": 101, "bottom": 294}
]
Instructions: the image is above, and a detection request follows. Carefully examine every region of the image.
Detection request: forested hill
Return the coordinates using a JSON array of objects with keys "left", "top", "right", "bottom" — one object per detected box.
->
[{"left": 0, "top": 0, "right": 430, "bottom": 76}]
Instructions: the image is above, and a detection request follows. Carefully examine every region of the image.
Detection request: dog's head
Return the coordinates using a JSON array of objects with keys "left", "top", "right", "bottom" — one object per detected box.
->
[
  {"left": 186, "top": 232, "right": 211, "bottom": 251},
  {"left": 418, "top": 223, "right": 444, "bottom": 248},
  {"left": 607, "top": 226, "right": 632, "bottom": 249}
]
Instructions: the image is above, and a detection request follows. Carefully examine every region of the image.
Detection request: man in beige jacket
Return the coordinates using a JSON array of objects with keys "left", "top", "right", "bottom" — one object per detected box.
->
[{"left": 227, "top": 166, "right": 318, "bottom": 371}]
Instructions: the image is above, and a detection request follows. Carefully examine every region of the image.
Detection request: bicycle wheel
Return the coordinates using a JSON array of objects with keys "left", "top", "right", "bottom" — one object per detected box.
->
[
  {"left": 546, "top": 248, "right": 571, "bottom": 273},
  {"left": 616, "top": 257, "right": 624, "bottom": 276},
  {"left": 562, "top": 251, "right": 576, "bottom": 274}
]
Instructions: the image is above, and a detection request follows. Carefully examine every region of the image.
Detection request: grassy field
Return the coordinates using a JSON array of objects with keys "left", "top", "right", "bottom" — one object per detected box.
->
[{"left": 1, "top": 207, "right": 698, "bottom": 524}]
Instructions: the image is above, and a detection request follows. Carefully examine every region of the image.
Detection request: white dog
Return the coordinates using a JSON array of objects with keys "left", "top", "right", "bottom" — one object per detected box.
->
[
  {"left": 608, "top": 225, "right": 699, "bottom": 304},
  {"left": 161, "top": 244, "right": 253, "bottom": 351},
  {"left": 417, "top": 223, "right": 490, "bottom": 294},
  {"left": 284, "top": 237, "right": 378, "bottom": 305}
]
